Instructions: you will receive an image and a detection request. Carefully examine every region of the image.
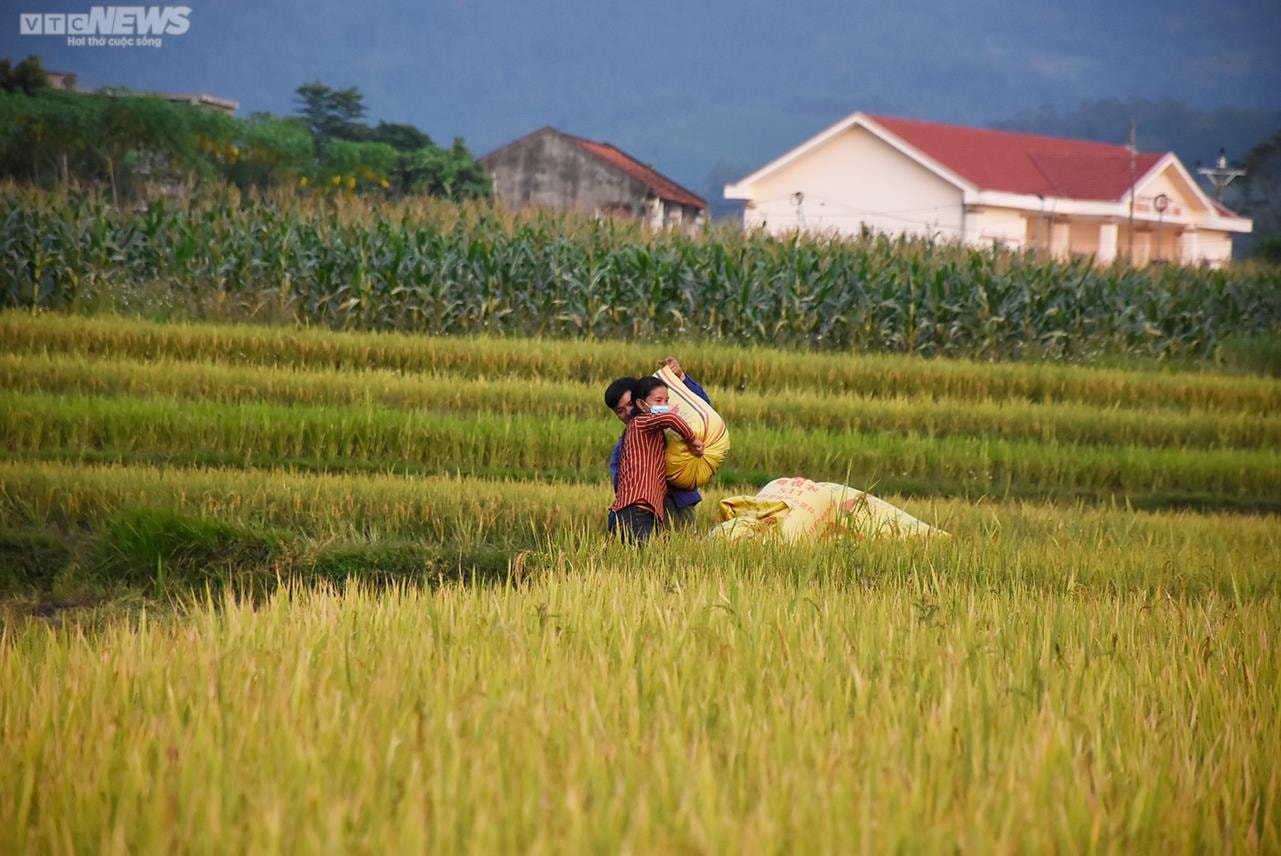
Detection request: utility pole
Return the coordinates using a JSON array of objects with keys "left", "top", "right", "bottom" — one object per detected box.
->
[
  {"left": 1154, "top": 193, "right": 1168, "bottom": 262},
  {"left": 1126, "top": 119, "right": 1136, "bottom": 264},
  {"left": 1036, "top": 194, "right": 1046, "bottom": 253},
  {"left": 1197, "top": 149, "right": 1246, "bottom": 202}
]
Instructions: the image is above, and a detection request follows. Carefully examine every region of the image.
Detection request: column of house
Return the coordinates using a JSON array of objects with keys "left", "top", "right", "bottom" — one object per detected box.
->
[
  {"left": 1097, "top": 222, "right": 1119, "bottom": 263},
  {"left": 1178, "top": 228, "right": 1200, "bottom": 265},
  {"left": 1048, "top": 220, "right": 1071, "bottom": 258}
]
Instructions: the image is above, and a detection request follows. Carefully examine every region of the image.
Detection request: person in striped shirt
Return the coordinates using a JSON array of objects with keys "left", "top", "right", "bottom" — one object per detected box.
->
[
  {"left": 608, "top": 377, "right": 704, "bottom": 543},
  {"left": 606, "top": 357, "right": 715, "bottom": 532},
  {"left": 654, "top": 356, "right": 713, "bottom": 529}
]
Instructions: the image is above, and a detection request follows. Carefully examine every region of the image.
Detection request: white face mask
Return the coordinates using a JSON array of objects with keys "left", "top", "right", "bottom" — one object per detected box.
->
[{"left": 648, "top": 404, "right": 671, "bottom": 415}]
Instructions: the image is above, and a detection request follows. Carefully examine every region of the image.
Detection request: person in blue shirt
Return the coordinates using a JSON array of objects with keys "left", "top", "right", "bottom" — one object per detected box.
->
[{"left": 606, "top": 356, "right": 712, "bottom": 531}]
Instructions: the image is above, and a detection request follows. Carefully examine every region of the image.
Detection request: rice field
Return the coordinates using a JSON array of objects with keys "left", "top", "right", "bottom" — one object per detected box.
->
[{"left": 2, "top": 309, "right": 1279, "bottom": 852}]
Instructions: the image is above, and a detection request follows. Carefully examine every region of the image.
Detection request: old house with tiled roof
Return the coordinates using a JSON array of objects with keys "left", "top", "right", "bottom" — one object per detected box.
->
[
  {"left": 725, "top": 112, "right": 1251, "bottom": 266},
  {"left": 481, "top": 127, "right": 707, "bottom": 232}
]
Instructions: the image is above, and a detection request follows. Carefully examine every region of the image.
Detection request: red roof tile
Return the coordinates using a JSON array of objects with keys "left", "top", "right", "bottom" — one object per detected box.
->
[
  {"left": 569, "top": 135, "right": 707, "bottom": 210},
  {"left": 869, "top": 115, "right": 1165, "bottom": 201}
]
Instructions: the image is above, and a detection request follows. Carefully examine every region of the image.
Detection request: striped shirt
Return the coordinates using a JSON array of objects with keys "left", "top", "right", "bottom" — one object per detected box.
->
[
  {"left": 610, "top": 374, "right": 712, "bottom": 510},
  {"left": 609, "top": 412, "right": 697, "bottom": 520}
]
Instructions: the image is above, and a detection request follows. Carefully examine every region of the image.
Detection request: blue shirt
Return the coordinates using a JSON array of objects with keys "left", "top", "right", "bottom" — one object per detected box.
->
[{"left": 610, "top": 375, "right": 711, "bottom": 510}]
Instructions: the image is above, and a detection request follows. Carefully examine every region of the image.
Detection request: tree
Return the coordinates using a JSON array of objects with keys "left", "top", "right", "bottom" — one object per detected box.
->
[
  {"left": 368, "top": 121, "right": 432, "bottom": 152},
  {"left": 1240, "top": 131, "right": 1280, "bottom": 226},
  {"left": 225, "top": 115, "right": 314, "bottom": 189},
  {"left": 289, "top": 79, "right": 489, "bottom": 200},
  {"left": 94, "top": 89, "right": 237, "bottom": 201},
  {"left": 397, "top": 138, "right": 491, "bottom": 201},
  {"left": 1224, "top": 126, "right": 1281, "bottom": 261},
  {"left": 321, "top": 139, "right": 397, "bottom": 191},
  {"left": 294, "top": 81, "right": 367, "bottom": 154},
  {"left": 0, "top": 87, "right": 234, "bottom": 197},
  {"left": 0, "top": 54, "right": 48, "bottom": 95}
]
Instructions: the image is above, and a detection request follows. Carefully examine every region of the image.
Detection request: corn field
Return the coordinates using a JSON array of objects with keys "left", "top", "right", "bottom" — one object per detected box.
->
[{"left": 3, "top": 184, "right": 1279, "bottom": 359}]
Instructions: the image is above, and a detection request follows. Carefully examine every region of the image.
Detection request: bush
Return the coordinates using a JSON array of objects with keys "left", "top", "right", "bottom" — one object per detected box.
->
[{"left": 1252, "top": 234, "right": 1281, "bottom": 265}]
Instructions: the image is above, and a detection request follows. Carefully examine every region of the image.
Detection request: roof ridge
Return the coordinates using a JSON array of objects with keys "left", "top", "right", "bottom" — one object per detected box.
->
[
  {"left": 865, "top": 113, "right": 1176, "bottom": 200},
  {"left": 569, "top": 135, "right": 707, "bottom": 207},
  {"left": 870, "top": 113, "right": 1167, "bottom": 158},
  {"left": 593, "top": 141, "right": 701, "bottom": 197}
]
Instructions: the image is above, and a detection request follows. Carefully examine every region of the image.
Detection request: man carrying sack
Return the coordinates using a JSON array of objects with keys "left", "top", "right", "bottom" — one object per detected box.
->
[{"left": 605, "top": 355, "right": 729, "bottom": 532}]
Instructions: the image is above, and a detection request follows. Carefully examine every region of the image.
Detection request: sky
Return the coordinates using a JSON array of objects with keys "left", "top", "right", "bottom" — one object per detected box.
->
[{"left": 4, "top": 0, "right": 1280, "bottom": 203}]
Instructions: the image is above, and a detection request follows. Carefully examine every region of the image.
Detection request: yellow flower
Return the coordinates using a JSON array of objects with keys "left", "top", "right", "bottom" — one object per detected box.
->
[
  {"left": 345, "top": 176, "right": 356, "bottom": 190},
  {"left": 298, "top": 176, "right": 309, "bottom": 188},
  {"left": 331, "top": 175, "right": 342, "bottom": 186},
  {"left": 379, "top": 178, "right": 390, "bottom": 189}
]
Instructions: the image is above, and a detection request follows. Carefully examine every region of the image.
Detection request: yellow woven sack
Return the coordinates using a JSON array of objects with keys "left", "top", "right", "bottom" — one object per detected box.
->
[
  {"left": 709, "top": 497, "right": 791, "bottom": 543},
  {"left": 711, "top": 477, "right": 949, "bottom": 542},
  {"left": 711, "top": 477, "right": 838, "bottom": 542},
  {"left": 654, "top": 365, "right": 730, "bottom": 490}
]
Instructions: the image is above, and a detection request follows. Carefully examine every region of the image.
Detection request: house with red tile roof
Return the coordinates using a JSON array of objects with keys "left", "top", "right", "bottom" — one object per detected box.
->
[
  {"left": 724, "top": 112, "right": 1251, "bottom": 266},
  {"left": 481, "top": 127, "right": 707, "bottom": 232}
]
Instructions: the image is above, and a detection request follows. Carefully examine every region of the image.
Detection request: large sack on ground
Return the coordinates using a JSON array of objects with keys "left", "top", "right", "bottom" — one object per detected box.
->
[
  {"left": 711, "top": 477, "right": 840, "bottom": 543},
  {"left": 711, "top": 477, "right": 948, "bottom": 543},
  {"left": 815, "top": 482, "right": 948, "bottom": 540},
  {"left": 655, "top": 365, "right": 730, "bottom": 490}
]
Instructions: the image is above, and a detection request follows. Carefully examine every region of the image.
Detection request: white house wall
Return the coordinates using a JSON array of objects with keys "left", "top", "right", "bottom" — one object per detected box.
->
[
  {"left": 1133, "top": 166, "right": 1208, "bottom": 223},
  {"left": 1068, "top": 221, "right": 1101, "bottom": 257},
  {"left": 1193, "top": 231, "right": 1233, "bottom": 266},
  {"left": 1128, "top": 164, "right": 1235, "bottom": 265},
  {"left": 964, "top": 207, "right": 1028, "bottom": 250},
  {"left": 741, "top": 125, "right": 964, "bottom": 240}
]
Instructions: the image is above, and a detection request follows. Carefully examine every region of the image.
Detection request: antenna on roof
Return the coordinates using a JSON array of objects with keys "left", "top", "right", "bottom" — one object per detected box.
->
[
  {"left": 1197, "top": 148, "right": 1246, "bottom": 202},
  {"left": 1126, "top": 119, "right": 1136, "bottom": 264}
]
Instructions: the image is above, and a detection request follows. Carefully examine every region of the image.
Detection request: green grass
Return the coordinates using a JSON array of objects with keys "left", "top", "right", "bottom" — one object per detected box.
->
[
  {"left": 0, "top": 504, "right": 514, "bottom": 600},
  {"left": 86, "top": 508, "right": 288, "bottom": 592},
  {"left": 1220, "top": 333, "right": 1281, "bottom": 377},
  {"left": 0, "top": 527, "right": 71, "bottom": 595}
]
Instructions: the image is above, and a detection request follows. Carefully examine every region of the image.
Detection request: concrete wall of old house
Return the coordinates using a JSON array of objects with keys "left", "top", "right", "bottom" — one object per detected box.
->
[
  {"left": 659, "top": 202, "right": 707, "bottom": 231},
  {"left": 481, "top": 129, "right": 649, "bottom": 216}
]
